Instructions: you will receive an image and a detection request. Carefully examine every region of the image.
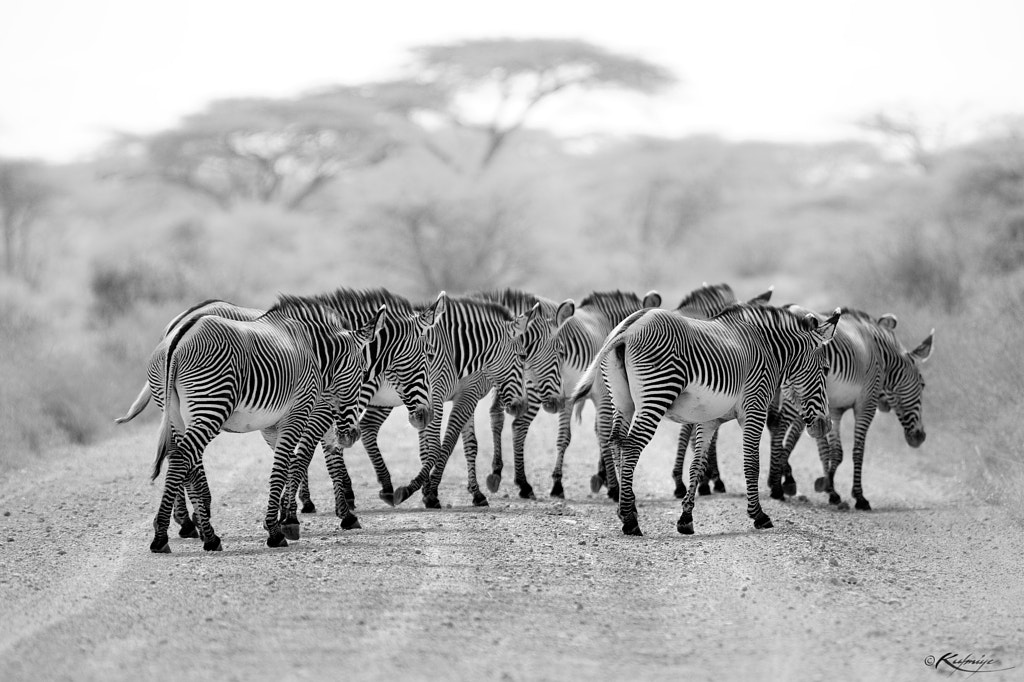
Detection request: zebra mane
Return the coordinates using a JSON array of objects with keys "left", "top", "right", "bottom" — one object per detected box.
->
[
  {"left": 437, "top": 295, "right": 515, "bottom": 321},
  {"left": 309, "top": 287, "right": 415, "bottom": 316},
  {"left": 675, "top": 283, "right": 736, "bottom": 310},
  {"left": 579, "top": 290, "right": 644, "bottom": 316},
  {"left": 472, "top": 288, "right": 558, "bottom": 316},
  {"left": 265, "top": 294, "right": 348, "bottom": 327},
  {"left": 713, "top": 302, "right": 805, "bottom": 329}
]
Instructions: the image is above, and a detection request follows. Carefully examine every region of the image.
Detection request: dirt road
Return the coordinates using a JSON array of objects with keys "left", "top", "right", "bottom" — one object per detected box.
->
[{"left": 0, "top": 409, "right": 1021, "bottom": 681}]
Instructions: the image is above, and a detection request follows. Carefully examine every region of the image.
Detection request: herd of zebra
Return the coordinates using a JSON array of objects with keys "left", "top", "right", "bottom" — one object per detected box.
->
[{"left": 115, "top": 283, "right": 934, "bottom": 552}]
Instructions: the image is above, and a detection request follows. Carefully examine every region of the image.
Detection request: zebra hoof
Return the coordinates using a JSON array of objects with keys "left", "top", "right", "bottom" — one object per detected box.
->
[
  {"left": 677, "top": 511, "right": 694, "bottom": 535},
  {"left": 300, "top": 500, "right": 317, "bottom": 514},
  {"left": 783, "top": 476, "right": 798, "bottom": 496},
  {"left": 423, "top": 495, "right": 442, "bottom": 510},
  {"left": 485, "top": 473, "right": 501, "bottom": 493},
  {"left": 517, "top": 483, "right": 535, "bottom": 500},
  {"left": 266, "top": 532, "right": 288, "bottom": 548},
  {"left": 769, "top": 485, "right": 785, "bottom": 500},
  {"left": 379, "top": 490, "right": 395, "bottom": 507},
  {"left": 589, "top": 474, "right": 604, "bottom": 493},
  {"left": 282, "top": 520, "right": 301, "bottom": 542},
  {"left": 673, "top": 482, "right": 687, "bottom": 499},
  {"left": 828, "top": 492, "right": 842, "bottom": 506},
  {"left": 472, "top": 491, "right": 489, "bottom": 507},
  {"left": 836, "top": 501, "right": 850, "bottom": 511},
  {"left": 150, "top": 534, "right": 171, "bottom": 553},
  {"left": 712, "top": 479, "right": 726, "bottom": 493},
  {"left": 814, "top": 477, "right": 826, "bottom": 493},
  {"left": 340, "top": 513, "right": 361, "bottom": 530},
  {"left": 753, "top": 512, "right": 774, "bottom": 529},
  {"left": 697, "top": 482, "right": 712, "bottom": 496},
  {"left": 621, "top": 513, "right": 643, "bottom": 536},
  {"left": 178, "top": 517, "right": 199, "bottom": 539},
  {"left": 606, "top": 486, "right": 619, "bottom": 502},
  {"left": 550, "top": 480, "right": 564, "bottom": 498},
  {"left": 393, "top": 486, "right": 412, "bottom": 506},
  {"left": 855, "top": 497, "right": 872, "bottom": 511},
  {"left": 203, "top": 535, "right": 223, "bottom": 552}
]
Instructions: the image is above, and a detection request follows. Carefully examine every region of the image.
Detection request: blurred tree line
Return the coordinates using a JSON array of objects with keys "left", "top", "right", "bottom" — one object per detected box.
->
[{"left": 2, "top": 36, "right": 1024, "bottom": 463}]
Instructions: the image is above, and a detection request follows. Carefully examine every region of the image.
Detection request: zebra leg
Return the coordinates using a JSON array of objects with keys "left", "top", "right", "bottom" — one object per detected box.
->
[
  {"left": 813, "top": 420, "right": 844, "bottom": 506},
  {"left": 151, "top": 454, "right": 189, "bottom": 553},
  {"left": 393, "top": 401, "right": 443, "bottom": 506},
  {"left": 739, "top": 415, "right": 774, "bottom": 529},
  {"left": 461, "top": 420, "right": 489, "bottom": 507},
  {"left": 172, "top": 490, "right": 199, "bottom": 539},
  {"left": 699, "top": 429, "right": 723, "bottom": 495},
  {"left": 672, "top": 423, "right": 692, "bottom": 499},
  {"left": 323, "top": 443, "right": 360, "bottom": 529},
  {"left": 679, "top": 421, "right": 716, "bottom": 534},
  {"left": 781, "top": 423, "right": 802, "bottom": 496},
  {"left": 594, "top": 397, "right": 620, "bottom": 501},
  {"left": 486, "top": 392, "right": 505, "bottom": 493},
  {"left": 511, "top": 400, "right": 540, "bottom": 500},
  {"left": 264, "top": 422, "right": 308, "bottom": 548},
  {"left": 617, "top": 409, "right": 664, "bottom": 537},
  {"left": 360, "top": 406, "right": 396, "bottom": 505},
  {"left": 185, "top": 466, "right": 221, "bottom": 552},
  {"left": 850, "top": 407, "right": 877, "bottom": 511},
  {"left": 767, "top": 416, "right": 791, "bottom": 500},
  {"left": 425, "top": 394, "right": 481, "bottom": 508},
  {"left": 550, "top": 403, "right": 572, "bottom": 498}
]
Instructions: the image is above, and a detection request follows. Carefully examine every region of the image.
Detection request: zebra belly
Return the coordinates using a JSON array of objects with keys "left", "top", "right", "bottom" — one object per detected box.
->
[
  {"left": 828, "top": 378, "right": 863, "bottom": 412},
  {"left": 666, "top": 385, "right": 737, "bottom": 423},
  {"left": 369, "top": 382, "right": 402, "bottom": 407},
  {"left": 220, "top": 404, "right": 291, "bottom": 433}
]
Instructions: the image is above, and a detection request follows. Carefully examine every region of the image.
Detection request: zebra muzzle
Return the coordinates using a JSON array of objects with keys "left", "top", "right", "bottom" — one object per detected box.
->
[
  {"left": 905, "top": 429, "right": 926, "bottom": 448},
  {"left": 505, "top": 398, "right": 528, "bottom": 419},
  {"left": 337, "top": 426, "right": 361, "bottom": 448},
  {"left": 541, "top": 396, "right": 565, "bottom": 414},
  {"left": 408, "top": 406, "right": 431, "bottom": 431},
  {"left": 807, "top": 415, "right": 831, "bottom": 438}
]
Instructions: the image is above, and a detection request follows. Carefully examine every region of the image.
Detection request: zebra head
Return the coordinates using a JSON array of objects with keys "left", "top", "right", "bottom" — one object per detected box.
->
[
  {"left": 490, "top": 309, "right": 533, "bottom": 419},
  {"left": 876, "top": 315, "right": 934, "bottom": 448},
  {"left": 328, "top": 305, "right": 388, "bottom": 448},
  {"left": 526, "top": 299, "right": 575, "bottom": 414},
  {"left": 384, "top": 291, "right": 446, "bottom": 432},
  {"left": 786, "top": 308, "right": 841, "bottom": 439}
]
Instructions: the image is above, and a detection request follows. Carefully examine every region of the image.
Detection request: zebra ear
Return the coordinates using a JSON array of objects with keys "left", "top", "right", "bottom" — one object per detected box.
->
[
  {"left": 419, "top": 291, "right": 447, "bottom": 331},
  {"left": 815, "top": 308, "right": 841, "bottom": 341},
  {"left": 748, "top": 286, "right": 774, "bottom": 305},
  {"left": 642, "top": 290, "right": 662, "bottom": 308},
  {"left": 911, "top": 329, "right": 934, "bottom": 362},
  {"left": 555, "top": 299, "right": 575, "bottom": 327},
  {"left": 356, "top": 304, "right": 387, "bottom": 348},
  {"left": 877, "top": 314, "right": 898, "bottom": 330}
]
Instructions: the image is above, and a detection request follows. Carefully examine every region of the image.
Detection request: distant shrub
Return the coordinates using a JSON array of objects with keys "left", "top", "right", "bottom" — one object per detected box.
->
[{"left": 90, "top": 257, "right": 191, "bottom": 322}]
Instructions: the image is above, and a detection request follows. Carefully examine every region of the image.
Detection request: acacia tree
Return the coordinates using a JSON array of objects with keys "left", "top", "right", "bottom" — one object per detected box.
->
[
  {"left": 0, "top": 160, "right": 53, "bottom": 279},
  {"left": 370, "top": 38, "right": 678, "bottom": 171},
  {"left": 122, "top": 90, "right": 402, "bottom": 210}
]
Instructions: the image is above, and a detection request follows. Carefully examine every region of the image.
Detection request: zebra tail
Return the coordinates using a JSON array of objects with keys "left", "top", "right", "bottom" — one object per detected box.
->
[
  {"left": 114, "top": 382, "right": 151, "bottom": 424},
  {"left": 152, "top": 315, "right": 198, "bottom": 481},
  {"left": 569, "top": 308, "right": 648, "bottom": 422}
]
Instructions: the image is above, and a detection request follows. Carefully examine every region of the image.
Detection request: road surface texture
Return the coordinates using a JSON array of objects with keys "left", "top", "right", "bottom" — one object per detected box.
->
[{"left": 1, "top": 407, "right": 1021, "bottom": 681}]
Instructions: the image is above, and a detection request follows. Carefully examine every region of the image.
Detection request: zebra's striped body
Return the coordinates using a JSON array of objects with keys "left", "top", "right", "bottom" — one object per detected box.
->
[
  {"left": 149, "top": 297, "right": 384, "bottom": 552},
  {"left": 446, "top": 290, "right": 575, "bottom": 503},
  {"left": 571, "top": 303, "right": 837, "bottom": 536},
  {"left": 671, "top": 283, "right": 775, "bottom": 498},
  {"left": 767, "top": 307, "right": 933, "bottom": 509},
  {"left": 355, "top": 295, "right": 532, "bottom": 508},
  {"left": 548, "top": 290, "right": 662, "bottom": 499},
  {"left": 120, "top": 290, "right": 443, "bottom": 539}
]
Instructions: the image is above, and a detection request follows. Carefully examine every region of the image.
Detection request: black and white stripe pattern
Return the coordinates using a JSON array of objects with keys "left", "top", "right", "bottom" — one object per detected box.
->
[{"left": 571, "top": 302, "right": 838, "bottom": 536}]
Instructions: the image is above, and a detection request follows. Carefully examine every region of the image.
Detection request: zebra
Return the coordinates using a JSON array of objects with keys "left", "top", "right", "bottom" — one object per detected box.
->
[
  {"left": 149, "top": 296, "right": 385, "bottom": 552},
  {"left": 670, "top": 283, "right": 775, "bottom": 498},
  {"left": 451, "top": 290, "right": 576, "bottom": 502},
  {"left": 766, "top": 307, "right": 934, "bottom": 510},
  {"left": 119, "top": 289, "right": 445, "bottom": 540},
  {"left": 547, "top": 290, "right": 662, "bottom": 500},
  {"left": 570, "top": 303, "right": 838, "bottom": 536},
  {"left": 337, "top": 295, "right": 533, "bottom": 510}
]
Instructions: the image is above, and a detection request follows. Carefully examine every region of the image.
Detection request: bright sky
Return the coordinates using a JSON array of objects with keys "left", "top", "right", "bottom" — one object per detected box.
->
[{"left": 1, "top": 0, "right": 1022, "bottom": 161}]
